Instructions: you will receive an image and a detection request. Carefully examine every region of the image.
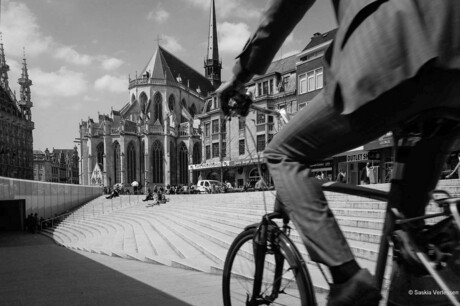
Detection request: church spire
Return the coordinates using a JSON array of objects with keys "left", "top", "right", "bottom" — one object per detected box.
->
[
  {"left": 0, "top": 33, "right": 10, "bottom": 90},
  {"left": 18, "top": 48, "right": 33, "bottom": 121},
  {"left": 204, "top": 0, "right": 221, "bottom": 88}
]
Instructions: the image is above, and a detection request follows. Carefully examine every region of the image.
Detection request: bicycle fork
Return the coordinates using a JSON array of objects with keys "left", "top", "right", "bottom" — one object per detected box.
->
[
  {"left": 249, "top": 217, "right": 269, "bottom": 305},
  {"left": 249, "top": 213, "right": 289, "bottom": 305}
]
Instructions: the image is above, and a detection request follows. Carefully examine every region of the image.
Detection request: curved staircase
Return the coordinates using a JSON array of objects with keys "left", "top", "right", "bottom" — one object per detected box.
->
[{"left": 41, "top": 180, "right": 460, "bottom": 295}]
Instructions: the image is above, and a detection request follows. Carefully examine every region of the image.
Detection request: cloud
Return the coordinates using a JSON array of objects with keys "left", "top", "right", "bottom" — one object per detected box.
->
[
  {"left": 31, "top": 67, "right": 89, "bottom": 98},
  {"left": 147, "top": 5, "right": 170, "bottom": 24},
  {"left": 54, "top": 46, "right": 93, "bottom": 66},
  {"left": 180, "top": 0, "right": 260, "bottom": 19},
  {"left": 100, "top": 57, "right": 124, "bottom": 71},
  {"left": 94, "top": 75, "right": 127, "bottom": 93},
  {"left": 83, "top": 95, "right": 99, "bottom": 102},
  {"left": 2, "top": 1, "right": 123, "bottom": 71},
  {"left": 218, "top": 22, "right": 251, "bottom": 53},
  {"left": 2, "top": 1, "right": 54, "bottom": 57},
  {"left": 162, "top": 35, "right": 185, "bottom": 53}
]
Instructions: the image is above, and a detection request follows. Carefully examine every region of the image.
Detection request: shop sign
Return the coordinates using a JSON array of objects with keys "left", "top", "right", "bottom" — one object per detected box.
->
[
  {"left": 188, "top": 160, "right": 232, "bottom": 170},
  {"left": 233, "top": 159, "right": 260, "bottom": 166},
  {"left": 310, "top": 160, "right": 332, "bottom": 169},
  {"left": 346, "top": 152, "right": 368, "bottom": 162}
]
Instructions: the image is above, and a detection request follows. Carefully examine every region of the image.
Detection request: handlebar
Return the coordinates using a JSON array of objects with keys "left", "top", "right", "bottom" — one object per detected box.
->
[{"left": 227, "top": 93, "right": 291, "bottom": 125}]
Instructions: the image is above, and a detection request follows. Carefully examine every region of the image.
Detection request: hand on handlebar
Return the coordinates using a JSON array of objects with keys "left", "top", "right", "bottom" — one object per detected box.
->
[{"left": 215, "top": 76, "right": 252, "bottom": 118}]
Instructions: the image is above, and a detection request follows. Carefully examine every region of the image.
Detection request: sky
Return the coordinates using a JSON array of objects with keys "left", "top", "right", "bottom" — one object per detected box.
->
[{"left": 1, "top": 0, "right": 336, "bottom": 151}]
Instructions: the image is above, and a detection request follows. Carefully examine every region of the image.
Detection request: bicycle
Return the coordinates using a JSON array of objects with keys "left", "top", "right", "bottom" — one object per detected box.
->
[{"left": 222, "top": 95, "right": 460, "bottom": 305}]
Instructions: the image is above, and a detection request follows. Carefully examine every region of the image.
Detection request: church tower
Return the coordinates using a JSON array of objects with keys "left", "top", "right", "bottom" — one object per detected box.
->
[
  {"left": 18, "top": 49, "right": 33, "bottom": 121},
  {"left": 204, "top": 0, "right": 222, "bottom": 88},
  {"left": 0, "top": 34, "right": 10, "bottom": 90}
]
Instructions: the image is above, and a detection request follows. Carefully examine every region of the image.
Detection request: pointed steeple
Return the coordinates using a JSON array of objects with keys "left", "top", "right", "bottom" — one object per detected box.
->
[
  {"left": 206, "top": 0, "right": 219, "bottom": 62},
  {"left": 204, "top": 0, "right": 221, "bottom": 88},
  {"left": 18, "top": 48, "right": 33, "bottom": 121},
  {"left": 0, "top": 33, "right": 10, "bottom": 89}
]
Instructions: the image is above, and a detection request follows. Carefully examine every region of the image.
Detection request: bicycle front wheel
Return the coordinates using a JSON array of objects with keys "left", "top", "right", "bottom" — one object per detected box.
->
[{"left": 222, "top": 227, "right": 315, "bottom": 305}]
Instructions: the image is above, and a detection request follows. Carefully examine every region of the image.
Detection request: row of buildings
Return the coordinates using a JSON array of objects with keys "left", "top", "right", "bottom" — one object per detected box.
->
[
  {"left": 33, "top": 148, "right": 79, "bottom": 184},
  {"left": 78, "top": 0, "right": 459, "bottom": 189}
]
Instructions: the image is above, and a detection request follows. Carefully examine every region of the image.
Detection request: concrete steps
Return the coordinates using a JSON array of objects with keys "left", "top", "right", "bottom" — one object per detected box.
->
[{"left": 42, "top": 180, "right": 460, "bottom": 296}]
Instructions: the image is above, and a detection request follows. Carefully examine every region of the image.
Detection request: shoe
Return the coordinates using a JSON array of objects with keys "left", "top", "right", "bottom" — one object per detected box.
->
[{"left": 327, "top": 269, "right": 381, "bottom": 306}]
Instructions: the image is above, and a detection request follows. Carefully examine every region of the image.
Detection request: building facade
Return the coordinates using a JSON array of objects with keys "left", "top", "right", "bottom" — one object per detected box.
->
[
  {"left": 33, "top": 148, "right": 79, "bottom": 184},
  {"left": 0, "top": 40, "right": 34, "bottom": 179},
  {"left": 191, "top": 28, "right": 397, "bottom": 187},
  {"left": 79, "top": 0, "right": 221, "bottom": 188},
  {"left": 194, "top": 53, "right": 298, "bottom": 188}
]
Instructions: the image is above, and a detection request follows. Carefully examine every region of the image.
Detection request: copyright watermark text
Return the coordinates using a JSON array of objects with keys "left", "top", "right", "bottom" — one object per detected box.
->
[{"left": 408, "top": 289, "right": 459, "bottom": 296}]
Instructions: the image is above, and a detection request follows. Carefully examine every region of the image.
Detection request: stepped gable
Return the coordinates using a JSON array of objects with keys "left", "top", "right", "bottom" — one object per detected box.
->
[
  {"left": 302, "top": 28, "right": 338, "bottom": 51},
  {"left": 141, "top": 46, "right": 214, "bottom": 97}
]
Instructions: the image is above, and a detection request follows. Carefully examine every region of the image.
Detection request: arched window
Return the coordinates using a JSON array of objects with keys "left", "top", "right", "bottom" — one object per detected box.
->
[
  {"left": 131, "top": 94, "right": 136, "bottom": 103},
  {"left": 139, "top": 92, "right": 148, "bottom": 114},
  {"left": 153, "top": 93, "right": 163, "bottom": 123},
  {"left": 189, "top": 104, "right": 196, "bottom": 118},
  {"left": 127, "top": 142, "right": 136, "bottom": 183},
  {"left": 168, "top": 95, "right": 175, "bottom": 111},
  {"left": 152, "top": 140, "right": 164, "bottom": 184},
  {"left": 96, "top": 142, "right": 104, "bottom": 169},
  {"left": 181, "top": 98, "right": 187, "bottom": 108},
  {"left": 170, "top": 141, "right": 177, "bottom": 185},
  {"left": 113, "top": 142, "right": 121, "bottom": 183},
  {"left": 248, "top": 168, "right": 260, "bottom": 186},
  {"left": 178, "top": 142, "right": 188, "bottom": 185}
]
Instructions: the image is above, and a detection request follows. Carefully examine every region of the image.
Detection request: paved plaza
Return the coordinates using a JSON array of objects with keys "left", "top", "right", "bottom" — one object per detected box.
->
[{"left": 0, "top": 232, "right": 222, "bottom": 305}]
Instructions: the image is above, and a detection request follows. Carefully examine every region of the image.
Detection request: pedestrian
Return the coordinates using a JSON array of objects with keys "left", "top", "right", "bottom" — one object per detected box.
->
[
  {"left": 336, "top": 169, "right": 346, "bottom": 183},
  {"left": 360, "top": 163, "right": 371, "bottom": 184}
]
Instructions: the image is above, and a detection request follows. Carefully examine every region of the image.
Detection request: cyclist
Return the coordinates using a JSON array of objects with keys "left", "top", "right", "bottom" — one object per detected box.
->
[{"left": 217, "top": 1, "right": 460, "bottom": 305}]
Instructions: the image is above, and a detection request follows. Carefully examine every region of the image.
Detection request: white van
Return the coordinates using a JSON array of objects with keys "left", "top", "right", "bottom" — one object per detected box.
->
[{"left": 196, "top": 180, "right": 224, "bottom": 193}]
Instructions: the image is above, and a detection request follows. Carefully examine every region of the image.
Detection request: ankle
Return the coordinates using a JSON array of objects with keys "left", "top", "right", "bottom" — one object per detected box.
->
[{"left": 330, "top": 260, "right": 361, "bottom": 284}]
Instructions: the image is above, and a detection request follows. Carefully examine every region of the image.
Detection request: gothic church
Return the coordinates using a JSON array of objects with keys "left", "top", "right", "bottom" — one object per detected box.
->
[{"left": 79, "top": 0, "right": 221, "bottom": 188}]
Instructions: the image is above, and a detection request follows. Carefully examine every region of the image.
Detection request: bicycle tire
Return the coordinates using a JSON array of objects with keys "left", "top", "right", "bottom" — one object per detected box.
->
[{"left": 222, "top": 227, "right": 315, "bottom": 305}]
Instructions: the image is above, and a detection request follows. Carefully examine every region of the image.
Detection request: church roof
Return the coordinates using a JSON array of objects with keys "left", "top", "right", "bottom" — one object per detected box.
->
[{"left": 140, "top": 45, "right": 214, "bottom": 97}]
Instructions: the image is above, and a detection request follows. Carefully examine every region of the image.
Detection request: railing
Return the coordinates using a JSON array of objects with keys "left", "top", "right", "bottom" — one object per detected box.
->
[
  {"left": 39, "top": 194, "right": 143, "bottom": 231},
  {"left": 129, "top": 78, "right": 204, "bottom": 99},
  {"left": 111, "top": 128, "right": 119, "bottom": 134},
  {"left": 123, "top": 124, "right": 137, "bottom": 134},
  {"left": 179, "top": 128, "right": 188, "bottom": 136},
  {"left": 0, "top": 176, "right": 102, "bottom": 220}
]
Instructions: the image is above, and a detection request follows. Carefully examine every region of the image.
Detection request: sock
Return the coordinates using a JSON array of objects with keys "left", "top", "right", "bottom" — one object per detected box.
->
[{"left": 330, "top": 260, "right": 360, "bottom": 284}]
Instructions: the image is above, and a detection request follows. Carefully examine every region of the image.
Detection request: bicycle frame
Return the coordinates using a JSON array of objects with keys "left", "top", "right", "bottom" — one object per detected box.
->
[{"left": 232, "top": 102, "right": 460, "bottom": 305}]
